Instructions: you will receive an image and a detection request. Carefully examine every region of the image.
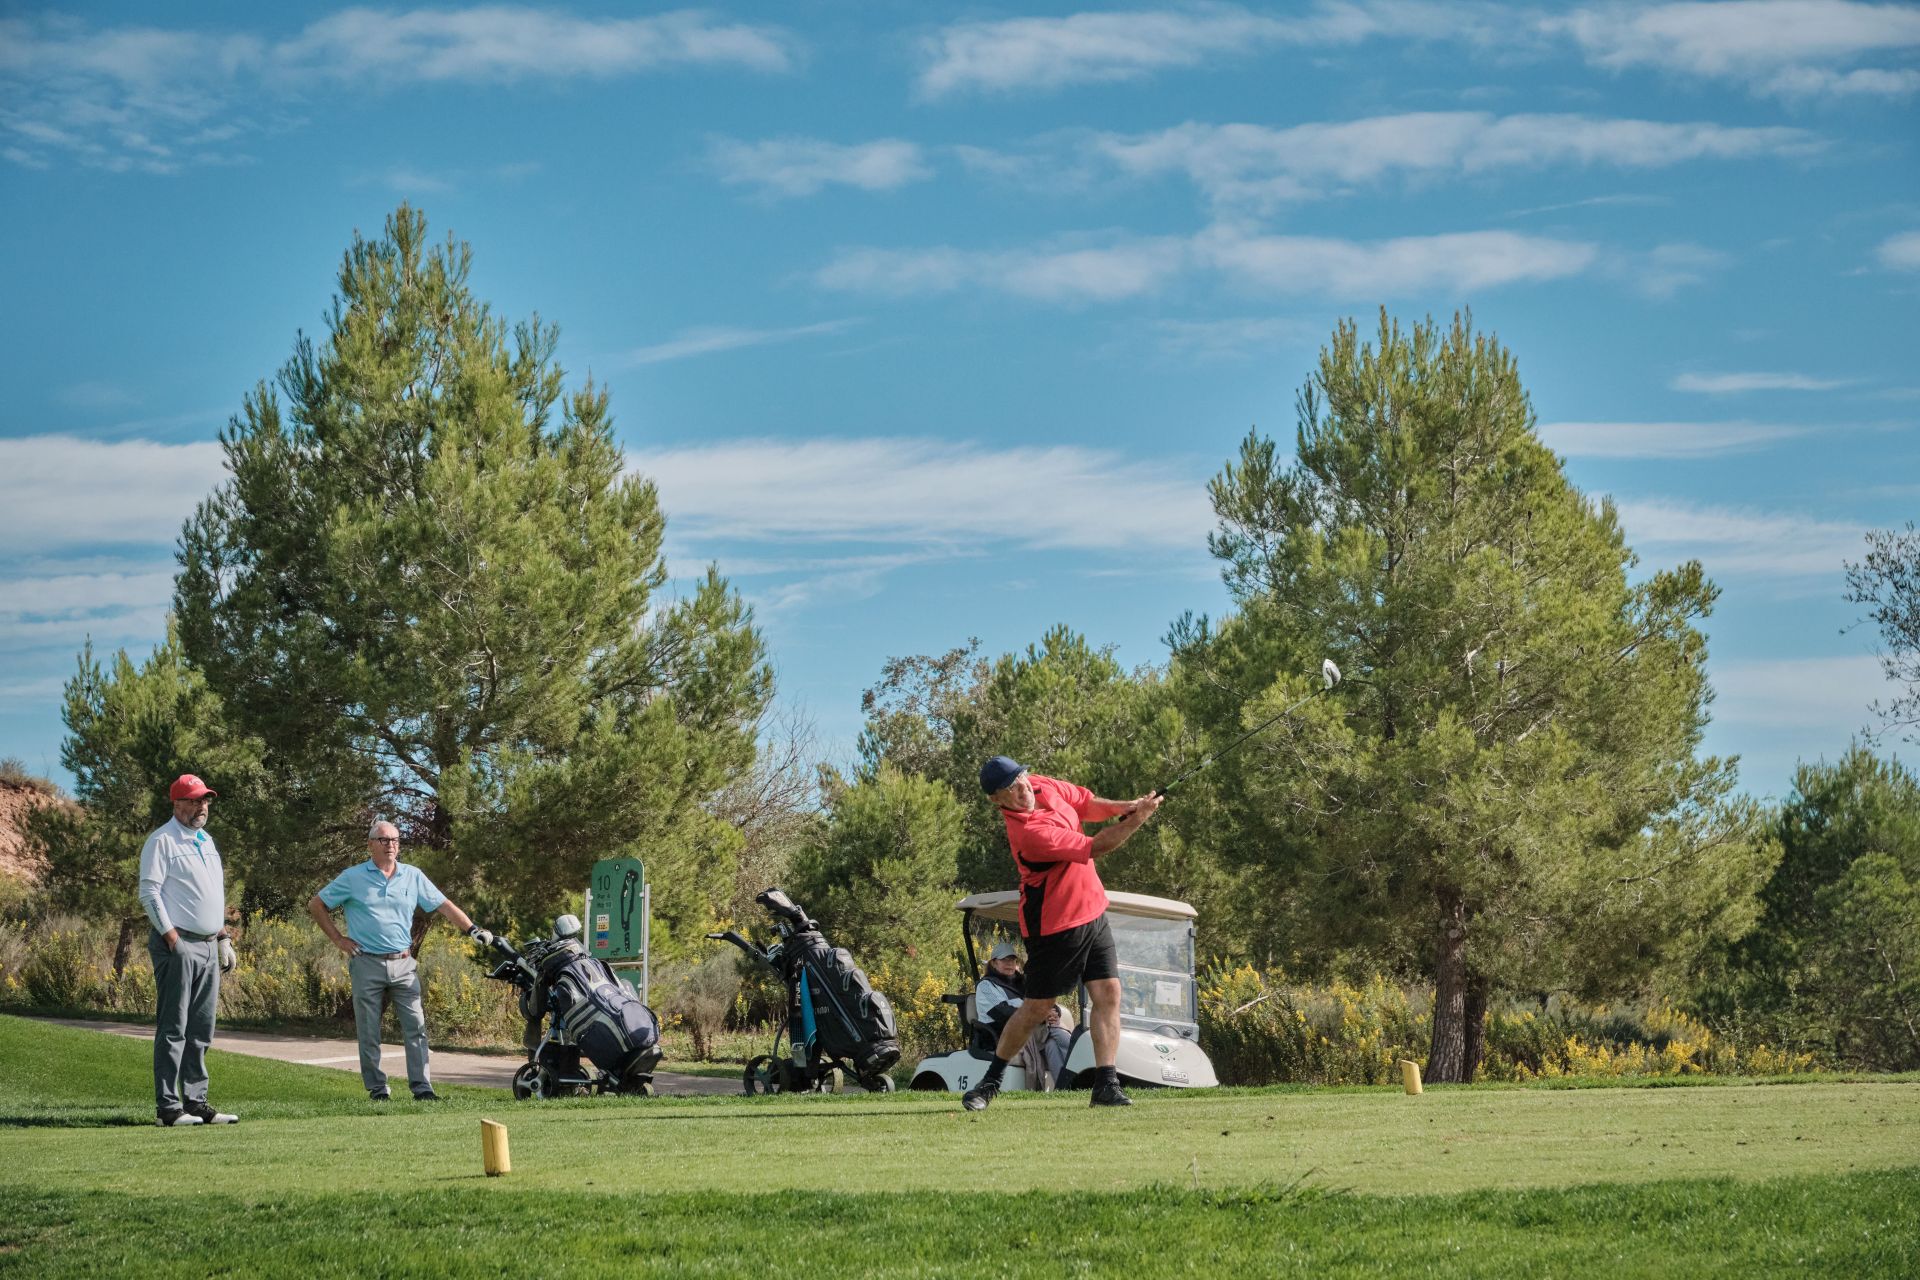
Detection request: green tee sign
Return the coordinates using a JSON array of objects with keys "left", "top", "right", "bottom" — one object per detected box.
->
[{"left": 588, "top": 857, "right": 646, "bottom": 961}]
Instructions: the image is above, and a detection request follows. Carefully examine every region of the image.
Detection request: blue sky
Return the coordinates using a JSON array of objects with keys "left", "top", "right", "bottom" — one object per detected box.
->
[{"left": 1, "top": 1, "right": 1916, "bottom": 798}]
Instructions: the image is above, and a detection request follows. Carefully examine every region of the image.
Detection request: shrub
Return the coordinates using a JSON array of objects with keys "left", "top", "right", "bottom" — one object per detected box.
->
[
  {"left": 20, "top": 927, "right": 101, "bottom": 1008},
  {"left": 655, "top": 950, "right": 746, "bottom": 1061},
  {"left": 1199, "top": 966, "right": 1823, "bottom": 1085}
]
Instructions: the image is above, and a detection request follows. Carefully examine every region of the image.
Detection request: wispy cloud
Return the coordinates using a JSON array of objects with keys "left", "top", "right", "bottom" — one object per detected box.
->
[
  {"left": 1541, "top": 421, "right": 1809, "bottom": 458},
  {"left": 1195, "top": 227, "right": 1597, "bottom": 295},
  {"left": 277, "top": 7, "right": 796, "bottom": 82},
  {"left": 1877, "top": 229, "right": 1920, "bottom": 270},
  {"left": 1604, "top": 242, "right": 1731, "bottom": 299},
  {"left": 1555, "top": 0, "right": 1920, "bottom": 99},
  {"left": 1613, "top": 497, "right": 1866, "bottom": 577},
  {"left": 1081, "top": 112, "right": 1818, "bottom": 212},
  {"left": 708, "top": 137, "right": 931, "bottom": 198},
  {"left": 912, "top": 2, "right": 1920, "bottom": 102},
  {"left": 815, "top": 235, "right": 1189, "bottom": 303},
  {"left": 631, "top": 437, "right": 1215, "bottom": 552},
  {"left": 913, "top": 3, "right": 1377, "bottom": 99},
  {"left": 1139, "top": 316, "right": 1320, "bottom": 361},
  {"left": 817, "top": 227, "right": 1599, "bottom": 303},
  {"left": 0, "top": 435, "right": 223, "bottom": 552},
  {"left": 623, "top": 319, "right": 862, "bottom": 366},
  {"left": 1672, "top": 371, "right": 1851, "bottom": 393},
  {"left": 1, "top": 9, "right": 797, "bottom": 172},
  {"left": 1506, "top": 193, "right": 1672, "bottom": 218},
  {"left": 1709, "top": 655, "right": 1891, "bottom": 730}
]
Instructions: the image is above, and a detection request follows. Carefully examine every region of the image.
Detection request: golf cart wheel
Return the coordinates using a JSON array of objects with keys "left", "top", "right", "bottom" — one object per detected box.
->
[
  {"left": 511, "top": 1063, "right": 542, "bottom": 1100},
  {"left": 743, "top": 1055, "right": 783, "bottom": 1095},
  {"left": 859, "top": 1073, "right": 896, "bottom": 1093}
]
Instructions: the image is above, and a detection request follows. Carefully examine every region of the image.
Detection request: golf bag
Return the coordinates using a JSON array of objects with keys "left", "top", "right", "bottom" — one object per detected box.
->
[
  {"left": 707, "top": 888, "right": 901, "bottom": 1093},
  {"left": 482, "top": 919, "right": 661, "bottom": 1099}
]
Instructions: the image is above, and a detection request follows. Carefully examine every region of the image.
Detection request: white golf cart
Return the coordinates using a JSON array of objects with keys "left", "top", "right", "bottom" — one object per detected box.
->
[{"left": 908, "top": 890, "right": 1219, "bottom": 1093}]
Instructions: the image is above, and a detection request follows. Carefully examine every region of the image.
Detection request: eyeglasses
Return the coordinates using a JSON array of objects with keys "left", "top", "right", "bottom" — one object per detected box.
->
[{"left": 370, "top": 836, "right": 400, "bottom": 844}]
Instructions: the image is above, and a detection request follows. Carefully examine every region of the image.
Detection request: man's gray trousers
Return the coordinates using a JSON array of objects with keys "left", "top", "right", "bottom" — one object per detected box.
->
[
  {"left": 149, "top": 930, "right": 219, "bottom": 1114},
  {"left": 349, "top": 953, "right": 432, "bottom": 1095}
]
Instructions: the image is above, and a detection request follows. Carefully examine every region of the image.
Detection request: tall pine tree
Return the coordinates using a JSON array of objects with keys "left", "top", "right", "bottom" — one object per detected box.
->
[
  {"left": 174, "top": 207, "right": 770, "bottom": 933},
  {"left": 1196, "top": 312, "right": 1775, "bottom": 1080}
]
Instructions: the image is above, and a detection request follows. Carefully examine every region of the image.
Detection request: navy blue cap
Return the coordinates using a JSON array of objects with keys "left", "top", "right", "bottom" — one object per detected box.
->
[{"left": 979, "top": 755, "right": 1026, "bottom": 794}]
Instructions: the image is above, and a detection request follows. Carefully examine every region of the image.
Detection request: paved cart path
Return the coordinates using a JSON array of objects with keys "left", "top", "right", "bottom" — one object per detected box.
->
[{"left": 43, "top": 1017, "right": 742, "bottom": 1095}]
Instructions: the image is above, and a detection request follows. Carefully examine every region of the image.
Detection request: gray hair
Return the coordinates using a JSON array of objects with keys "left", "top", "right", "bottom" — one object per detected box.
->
[{"left": 367, "top": 818, "right": 399, "bottom": 841}]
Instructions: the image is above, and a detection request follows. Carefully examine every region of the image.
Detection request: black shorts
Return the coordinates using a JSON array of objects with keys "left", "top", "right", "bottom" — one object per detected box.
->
[{"left": 1024, "top": 915, "right": 1118, "bottom": 999}]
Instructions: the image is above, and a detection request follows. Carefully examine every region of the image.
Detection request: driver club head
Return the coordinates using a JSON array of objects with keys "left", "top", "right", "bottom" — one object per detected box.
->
[{"left": 1321, "top": 658, "right": 1342, "bottom": 689}]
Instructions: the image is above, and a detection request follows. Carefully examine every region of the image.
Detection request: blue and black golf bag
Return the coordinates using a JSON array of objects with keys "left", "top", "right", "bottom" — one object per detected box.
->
[{"left": 708, "top": 888, "right": 901, "bottom": 1094}]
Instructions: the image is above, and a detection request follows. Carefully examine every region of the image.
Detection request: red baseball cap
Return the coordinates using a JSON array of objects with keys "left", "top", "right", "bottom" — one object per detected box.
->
[{"left": 168, "top": 774, "right": 218, "bottom": 801}]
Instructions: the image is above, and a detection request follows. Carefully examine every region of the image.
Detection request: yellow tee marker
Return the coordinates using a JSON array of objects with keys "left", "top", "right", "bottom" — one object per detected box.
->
[
  {"left": 481, "top": 1118, "right": 511, "bottom": 1176},
  {"left": 1399, "top": 1059, "right": 1423, "bottom": 1095}
]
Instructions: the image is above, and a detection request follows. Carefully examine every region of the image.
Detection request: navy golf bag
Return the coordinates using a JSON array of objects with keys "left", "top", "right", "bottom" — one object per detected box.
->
[
  {"left": 708, "top": 888, "right": 901, "bottom": 1093},
  {"left": 482, "top": 919, "right": 661, "bottom": 1099}
]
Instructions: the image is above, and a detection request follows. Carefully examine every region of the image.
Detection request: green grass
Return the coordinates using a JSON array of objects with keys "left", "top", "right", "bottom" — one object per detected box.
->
[{"left": 2, "top": 1014, "right": 1916, "bottom": 1276}]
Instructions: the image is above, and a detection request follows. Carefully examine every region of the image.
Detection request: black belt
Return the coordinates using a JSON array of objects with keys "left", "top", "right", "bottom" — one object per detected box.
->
[{"left": 164, "top": 928, "right": 219, "bottom": 943}]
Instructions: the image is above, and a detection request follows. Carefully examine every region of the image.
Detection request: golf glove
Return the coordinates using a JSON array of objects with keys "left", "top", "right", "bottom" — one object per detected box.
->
[
  {"left": 218, "top": 938, "right": 237, "bottom": 972},
  {"left": 468, "top": 925, "right": 494, "bottom": 947}
]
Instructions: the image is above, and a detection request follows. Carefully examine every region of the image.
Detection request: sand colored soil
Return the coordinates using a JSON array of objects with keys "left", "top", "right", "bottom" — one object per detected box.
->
[{"left": 0, "top": 776, "right": 69, "bottom": 883}]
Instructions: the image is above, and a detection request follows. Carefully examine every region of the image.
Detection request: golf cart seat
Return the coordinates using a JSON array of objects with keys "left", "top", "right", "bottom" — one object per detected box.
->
[{"left": 941, "top": 991, "right": 1000, "bottom": 1056}]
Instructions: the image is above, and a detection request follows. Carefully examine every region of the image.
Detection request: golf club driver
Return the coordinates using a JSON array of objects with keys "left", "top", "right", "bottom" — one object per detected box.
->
[{"left": 1145, "top": 658, "right": 1342, "bottom": 801}]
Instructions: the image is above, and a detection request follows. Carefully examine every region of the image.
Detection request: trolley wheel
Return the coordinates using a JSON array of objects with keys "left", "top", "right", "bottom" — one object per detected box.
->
[
  {"left": 743, "top": 1055, "right": 783, "bottom": 1095},
  {"left": 511, "top": 1063, "right": 542, "bottom": 1100},
  {"left": 825, "top": 1067, "right": 845, "bottom": 1094},
  {"left": 860, "top": 1073, "right": 897, "bottom": 1093}
]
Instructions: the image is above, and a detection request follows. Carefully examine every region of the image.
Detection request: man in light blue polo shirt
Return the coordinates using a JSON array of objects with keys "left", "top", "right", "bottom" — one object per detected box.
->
[{"left": 306, "top": 820, "right": 491, "bottom": 1100}]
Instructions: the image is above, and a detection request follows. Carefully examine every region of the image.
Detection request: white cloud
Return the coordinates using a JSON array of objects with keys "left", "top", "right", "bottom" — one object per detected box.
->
[
  {"left": 708, "top": 137, "right": 931, "bottom": 198},
  {"left": 914, "top": 3, "right": 1376, "bottom": 98},
  {"left": 1540, "top": 421, "right": 1808, "bottom": 458},
  {"left": 1557, "top": 0, "right": 1920, "bottom": 99},
  {"left": 1877, "top": 230, "right": 1920, "bottom": 270},
  {"left": 1087, "top": 113, "right": 1817, "bottom": 211},
  {"left": 815, "top": 236, "right": 1189, "bottom": 303},
  {"left": 624, "top": 319, "right": 861, "bottom": 365},
  {"left": 817, "top": 227, "right": 1598, "bottom": 303},
  {"left": 1196, "top": 227, "right": 1598, "bottom": 295},
  {"left": 1606, "top": 242, "right": 1730, "bottom": 299},
  {"left": 630, "top": 437, "right": 1215, "bottom": 552},
  {"left": 277, "top": 7, "right": 795, "bottom": 82},
  {"left": 1671, "top": 371, "right": 1850, "bottom": 393},
  {"left": 1142, "top": 316, "right": 1320, "bottom": 361},
  {"left": 1709, "top": 655, "right": 1891, "bottom": 729},
  {"left": 0, "top": 435, "right": 223, "bottom": 551},
  {"left": 1, "top": 9, "right": 796, "bottom": 172},
  {"left": 1612, "top": 497, "right": 1866, "bottom": 577}
]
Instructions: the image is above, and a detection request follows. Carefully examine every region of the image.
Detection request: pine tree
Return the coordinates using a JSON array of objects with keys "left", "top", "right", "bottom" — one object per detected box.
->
[
  {"left": 1197, "top": 312, "right": 1775, "bottom": 1081},
  {"left": 174, "top": 206, "right": 770, "bottom": 933},
  {"left": 789, "top": 763, "right": 965, "bottom": 975}
]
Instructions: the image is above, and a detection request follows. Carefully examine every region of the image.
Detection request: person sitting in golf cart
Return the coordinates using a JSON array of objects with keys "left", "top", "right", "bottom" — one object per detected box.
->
[{"left": 973, "top": 941, "right": 1072, "bottom": 1088}]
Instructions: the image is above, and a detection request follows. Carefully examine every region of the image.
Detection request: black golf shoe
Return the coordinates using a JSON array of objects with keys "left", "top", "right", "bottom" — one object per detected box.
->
[
  {"left": 961, "top": 1079, "right": 1001, "bottom": 1112},
  {"left": 156, "top": 1108, "right": 204, "bottom": 1127},
  {"left": 1089, "top": 1081, "right": 1133, "bottom": 1107},
  {"left": 184, "top": 1101, "right": 237, "bottom": 1124}
]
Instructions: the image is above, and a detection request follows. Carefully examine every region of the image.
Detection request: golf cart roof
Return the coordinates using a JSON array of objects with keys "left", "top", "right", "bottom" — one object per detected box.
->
[{"left": 955, "top": 890, "right": 1197, "bottom": 922}]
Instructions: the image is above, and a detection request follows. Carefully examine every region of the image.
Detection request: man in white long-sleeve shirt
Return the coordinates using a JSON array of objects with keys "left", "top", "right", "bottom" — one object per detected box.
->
[{"left": 139, "top": 774, "right": 238, "bottom": 1127}]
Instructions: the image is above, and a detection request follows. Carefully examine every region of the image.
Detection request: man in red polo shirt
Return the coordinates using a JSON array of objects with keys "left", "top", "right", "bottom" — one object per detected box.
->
[{"left": 962, "top": 755, "right": 1161, "bottom": 1111}]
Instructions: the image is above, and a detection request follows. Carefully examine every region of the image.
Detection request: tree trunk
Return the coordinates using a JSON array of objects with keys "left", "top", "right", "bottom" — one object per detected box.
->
[
  {"left": 112, "top": 916, "right": 139, "bottom": 980},
  {"left": 1462, "top": 973, "right": 1490, "bottom": 1083},
  {"left": 1426, "top": 887, "right": 1470, "bottom": 1083}
]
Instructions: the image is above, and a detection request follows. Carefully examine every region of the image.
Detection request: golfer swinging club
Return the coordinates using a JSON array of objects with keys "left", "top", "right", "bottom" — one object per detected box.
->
[{"left": 963, "top": 756, "right": 1162, "bottom": 1111}]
